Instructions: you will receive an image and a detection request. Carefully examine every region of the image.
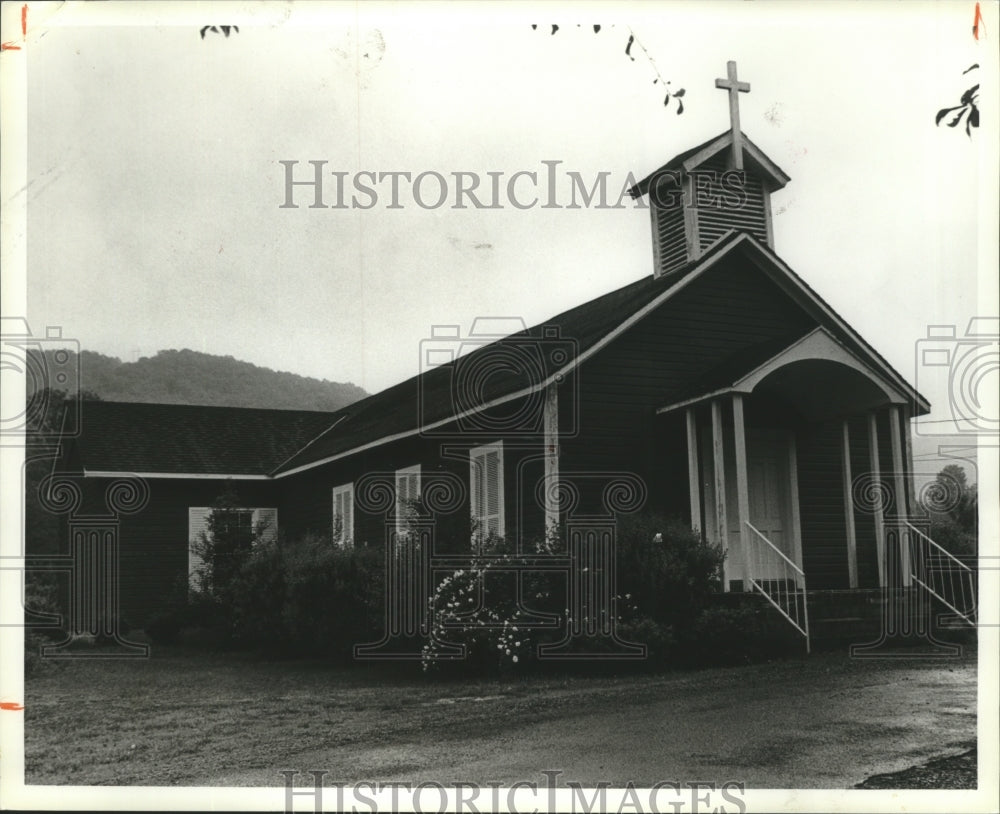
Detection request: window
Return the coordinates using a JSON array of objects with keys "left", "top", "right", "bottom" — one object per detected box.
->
[
  {"left": 332, "top": 483, "right": 354, "bottom": 547},
  {"left": 395, "top": 464, "right": 421, "bottom": 537},
  {"left": 470, "top": 441, "right": 504, "bottom": 545},
  {"left": 188, "top": 506, "right": 278, "bottom": 589}
]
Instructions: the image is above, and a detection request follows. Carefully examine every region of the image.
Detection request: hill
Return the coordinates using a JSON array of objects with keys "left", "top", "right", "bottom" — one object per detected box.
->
[{"left": 29, "top": 348, "right": 367, "bottom": 412}]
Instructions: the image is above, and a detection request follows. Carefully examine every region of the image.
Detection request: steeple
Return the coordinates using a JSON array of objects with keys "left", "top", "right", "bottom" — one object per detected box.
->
[{"left": 630, "top": 61, "right": 790, "bottom": 278}]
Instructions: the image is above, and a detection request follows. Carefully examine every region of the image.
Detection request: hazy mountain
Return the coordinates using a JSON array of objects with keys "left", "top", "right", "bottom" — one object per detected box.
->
[{"left": 30, "top": 348, "right": 367, "bottom": 412}]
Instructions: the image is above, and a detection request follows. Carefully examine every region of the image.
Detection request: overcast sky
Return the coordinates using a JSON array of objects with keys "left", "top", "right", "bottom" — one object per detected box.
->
[{"left": 17, "top": 1, "right": 998, "bottom": 464}]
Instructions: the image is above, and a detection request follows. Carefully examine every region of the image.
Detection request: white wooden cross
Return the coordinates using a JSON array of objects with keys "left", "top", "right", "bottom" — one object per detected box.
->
[{"left": 715, "top": 60, "right": 750, "bottom": 170}]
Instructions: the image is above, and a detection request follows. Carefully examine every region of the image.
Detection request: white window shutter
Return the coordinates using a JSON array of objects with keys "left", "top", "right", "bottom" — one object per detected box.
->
[
  {"left": 470, "top": 455, "right": 483, "bottom": 538},
  {"left": 188, "top": 507, "right": 212, "bottom": 590},
  {"left": 343, "top": 489, "right": 353, "bottom": 544},
  {"left": 469, "top": 442, "right": 504, "bottom": 545},
  {"left": 395, "top": 466, "right": 421, "bottom": 535},
  {"left": 332, "top": 485, "right": 354, "bottom": 547}
]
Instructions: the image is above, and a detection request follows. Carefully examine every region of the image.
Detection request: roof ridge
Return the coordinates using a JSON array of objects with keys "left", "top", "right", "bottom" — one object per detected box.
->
[{"left": 78, "top": 399, "right": 343, "bottom": 416}]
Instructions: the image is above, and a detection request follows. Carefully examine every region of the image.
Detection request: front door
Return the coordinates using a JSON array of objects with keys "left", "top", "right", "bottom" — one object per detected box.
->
[{"left": 747, "top": 428, "right": 799, "bottom": 580}]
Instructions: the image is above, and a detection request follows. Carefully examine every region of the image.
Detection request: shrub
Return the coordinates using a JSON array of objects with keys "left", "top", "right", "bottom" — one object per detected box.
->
[
  {"left": 278, "top": 534, "right": 385, "bottom": 659},
  {"left": 23, "top": 573, "right": 64, "bottom": 676},
  {"left": 227, "top": 536, "right": 287, "bottom": 651},
  {"left": 146, "top": 590, "right": 231, "bottom": 647},
  {"left": 677, "top": 602, "right": 791, "bottom": 667},
  {"left": 616, "top": 616, "right": 675, "bottom": 670},
  {"left": 422, "top": 531, "right": 565, "bottom": 676},
  {"left": 614, "top": 512, "right": 725, "bottom": 629},
  {"left": 214, "top": 532, "right": 385, "bottom": 659}
]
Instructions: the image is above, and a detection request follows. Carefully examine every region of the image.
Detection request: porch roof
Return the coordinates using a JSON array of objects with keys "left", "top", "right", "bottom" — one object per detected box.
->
[{"left": 656, "top": 327, "right": 914, "bottom": 418}]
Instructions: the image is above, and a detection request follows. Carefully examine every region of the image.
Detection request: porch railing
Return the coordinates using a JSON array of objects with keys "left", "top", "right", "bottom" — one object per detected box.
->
[
  {"left": 745, "top": 522, "right": 811, "bottom": 653},
  {"left": 904, "top": 522, "right": 977, "bottom": 628}
]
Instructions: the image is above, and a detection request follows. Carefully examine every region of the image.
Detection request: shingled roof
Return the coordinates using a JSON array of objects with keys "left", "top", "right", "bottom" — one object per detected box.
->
[
  {"left": 65, "top": 401, "right": 338, "bottom": 476},
  {"left": 268, "top": 238, "right": 739, "bottom": 476},
  {"left": 67, "top": 231, "right": 929, "bottom": 479}
]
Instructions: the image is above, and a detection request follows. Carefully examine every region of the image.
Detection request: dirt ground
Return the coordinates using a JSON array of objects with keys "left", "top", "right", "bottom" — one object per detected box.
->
[{"left": 23, "top": 645, "right": 977, "bottom": 788}]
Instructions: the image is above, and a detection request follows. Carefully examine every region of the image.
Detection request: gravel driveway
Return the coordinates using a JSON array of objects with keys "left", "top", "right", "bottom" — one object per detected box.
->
[{"left": 205, "top": 648, "right": 977, "bottom": 789}]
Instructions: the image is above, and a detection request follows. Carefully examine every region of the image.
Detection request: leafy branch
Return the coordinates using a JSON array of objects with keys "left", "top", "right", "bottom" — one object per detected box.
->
[
  {"left": 531, "top": 24, "right": 686, "bottom": 114},
  {"left": 200, "top": 25, "right": 239, "bottom": 39},
  {"left": 936, "top": 64, "right": 979, "bottom": 137}
]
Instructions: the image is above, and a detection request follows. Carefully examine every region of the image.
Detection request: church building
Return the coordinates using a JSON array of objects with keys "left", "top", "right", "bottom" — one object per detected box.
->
[{"left": 51, "top": 62, "right": 963, "bottom": 655}]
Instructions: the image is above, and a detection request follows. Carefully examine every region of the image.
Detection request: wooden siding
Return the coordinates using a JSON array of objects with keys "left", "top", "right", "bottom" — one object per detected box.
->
[
  {"left": 653, "top": 411, "right": 691, "bottom": 523},
  {"left": 695, "top": 155, "right": 770, "bottom": 251},
  {"left": 278, "top": 410, "right": 549, "bottom": 555},
  {"left": 796, "top": 420, "right": 850, "bottom": 589},
  {"left": 62, "top": 478, "right": 277, "bottom": 627},
  {"left": 562, "top": 253, "right": 817, "bottom": 518}
]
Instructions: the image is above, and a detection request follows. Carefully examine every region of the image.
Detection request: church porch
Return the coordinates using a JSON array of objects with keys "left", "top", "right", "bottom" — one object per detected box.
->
[{"left": 656, "top": 328, "right": 918, "bottom": 600}]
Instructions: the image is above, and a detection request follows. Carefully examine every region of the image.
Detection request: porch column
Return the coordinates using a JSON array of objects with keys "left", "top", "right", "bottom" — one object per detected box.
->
[
  {"left": 543, "top": 381, "right": 560, "bottom": 532},
  {"left": 867, "top": 411, "right": 886, "bottom": 586},
  {"left": 711, "top": 400, "right": 730, "bottom": 590},
  {"left": 841, "top": 420, "right": 859, "bottom": 588},
  {"left": 685, "top": 409, "right": 701, "bottom": 535},
  {"left": 900, "top": 405, "right": 916, "bottom": 515},
  {"left": 888, "top": 405, "right": 912, "bottom": 587},
  {"left": 731, "top": 395, "right": 751, "bottom": 590},
  {"left": 787, "top": 434, "right": 804, "bottom": 570}
]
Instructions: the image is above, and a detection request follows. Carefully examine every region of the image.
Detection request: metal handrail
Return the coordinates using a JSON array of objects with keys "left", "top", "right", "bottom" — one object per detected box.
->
[
  {"left": 746, "top": 522, "right": 805, "bottom": 576},
  {"left": 903, "top": 521, "right": 976, "bottom": 627},
  {"left": 744, "top": 522, "right": 810, "bottom": 652},
  {"left": 904, "top": 522, "right": 975, "bottom": 573}
]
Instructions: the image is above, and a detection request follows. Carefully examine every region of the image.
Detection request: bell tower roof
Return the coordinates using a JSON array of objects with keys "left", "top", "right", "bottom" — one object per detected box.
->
[
  {"left": 629, "top": 61, "right": 791, "bottom": 278},
  {"left": 627, "top": 129, "right": 790, "bottom": 199}
]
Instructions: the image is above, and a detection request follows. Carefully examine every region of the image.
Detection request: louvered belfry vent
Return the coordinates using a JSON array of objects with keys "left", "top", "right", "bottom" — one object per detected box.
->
[{"left": 630, "top": 61, "right": 790, "bottom": 278}]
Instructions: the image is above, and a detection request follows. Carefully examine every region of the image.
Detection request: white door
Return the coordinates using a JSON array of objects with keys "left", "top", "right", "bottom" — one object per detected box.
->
[{"left": 747, "top": 429, "right": 796, "bottom": 580}]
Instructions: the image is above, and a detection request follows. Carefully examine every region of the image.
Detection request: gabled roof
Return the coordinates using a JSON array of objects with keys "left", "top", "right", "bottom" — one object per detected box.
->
[
  {"left": 628, "top": 130, "right": 791, "bottom": 199},
  {"left": 68, "top": 231, "right": 930, "bottom": 480},
  {"left": 65, "top": 401, "right": 338, "bottom": 478},
  {"left": 269, "top": 246, "right": 716, "bottom": 475}
]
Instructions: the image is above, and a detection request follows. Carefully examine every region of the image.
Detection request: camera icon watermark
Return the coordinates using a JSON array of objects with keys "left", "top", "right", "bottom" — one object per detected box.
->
[
  {"left": 418, "top": 317, "right": 578, "bottom": 439},
  {"left": 914, "top": 317, "right": 999, "bottom": 437},
  {"left": 1, "top": 316, "right": 81, "bottom": 440}
]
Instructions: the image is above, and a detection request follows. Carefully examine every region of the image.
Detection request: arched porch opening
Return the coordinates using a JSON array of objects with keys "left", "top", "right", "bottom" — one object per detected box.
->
[{"left": 660, "top": 332, "right": 915, "bottom": 594}]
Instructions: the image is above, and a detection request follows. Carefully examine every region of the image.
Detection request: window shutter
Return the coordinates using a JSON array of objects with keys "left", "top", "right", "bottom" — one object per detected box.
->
[
  {"left": 395, "top": 466, "right": 421, "bottom": 535},
  {"left": 470, "top": 456, "right": 482, "bottom": 538},
  {"left": 485, "top": 449, "right": 500, "bottom": 538},
  {"left": 343, "top": 489, "right": 353, "bottom": 544},
  {"left": 332, "top": 485, "right": 354, "bottom": 547},
  {"left": 469, "top": 443, "right": 504, "bottom": 545},
  {"left": 188, "top": 507, "right": 211, "bottom": 590}
]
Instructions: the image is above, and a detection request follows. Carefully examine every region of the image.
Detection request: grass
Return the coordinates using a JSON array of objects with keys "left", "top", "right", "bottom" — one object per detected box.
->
[
  {"left": 23, "top": 646, "right": 680, "bottom": 785},
  {"left": 23, "top": 644, "right": 977, "bottom": 786}
]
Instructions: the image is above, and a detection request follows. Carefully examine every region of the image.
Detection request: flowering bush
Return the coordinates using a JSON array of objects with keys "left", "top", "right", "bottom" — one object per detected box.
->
[{"left": 422, "top": 529, "right": 564, "bottom": 675}]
